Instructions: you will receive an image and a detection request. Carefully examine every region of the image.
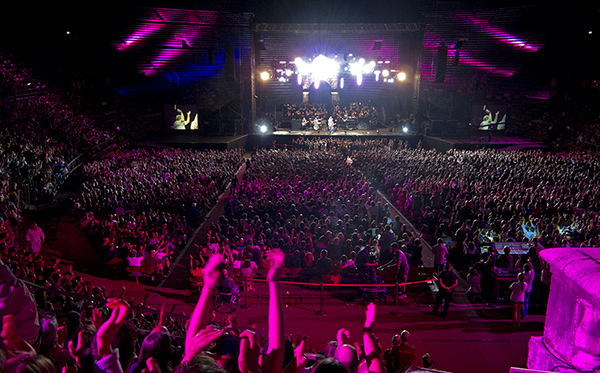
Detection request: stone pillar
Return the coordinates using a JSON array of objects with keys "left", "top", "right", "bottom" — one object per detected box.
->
[{"left": 528, "top": 248, "right": 600, "bottom": 372}]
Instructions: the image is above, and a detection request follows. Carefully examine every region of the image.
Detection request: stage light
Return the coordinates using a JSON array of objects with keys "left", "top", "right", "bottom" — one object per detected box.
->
[
  {"left": 402, "top": 126, "right": 409, "bottom": 133},
  {"left": 66, "top": 31, "right": 71, "bottom": 35},
  {"left": 285, "top": 69, "right": 293, "bottom": 77},
  {"left": 589, "top": 31, "right": 593, "bottom": 35},
  {"left": 357, "top": 74, "right": 363, "bottom": 86},
  {"left": 374, "top": 70, "right": 380, "bottom": 81},
  {"left": 297, "top": 75, "right": 303, "bottom": 86},
  {"left": 260, "top": 71, "right": 270, "bottom": 80},
  {"left": 397, "top": 72, "right": 407, "bottom": 81},
  {"left": 312, "top": 55, "right": 340, "bottom": 84},
  {"left": 382, "top": 69, "right": 390, "bottom": 77},
  {"left": 314, "top": 80, "right": 320, "bottom": 89},
  {"left": 260, "top": 125, "right": 268, "bottom": 133},
  {"left": 340, "top": 77, "right": 344, "bottom": 89}
]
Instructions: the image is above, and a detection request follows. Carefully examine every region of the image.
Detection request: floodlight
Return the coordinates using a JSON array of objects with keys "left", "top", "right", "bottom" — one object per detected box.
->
[
  {"left": 397, "top": 72, "right": 407, "bottom": 81},
  {"left": 260, "top": 71, "right": 270, "bottom": 80}
]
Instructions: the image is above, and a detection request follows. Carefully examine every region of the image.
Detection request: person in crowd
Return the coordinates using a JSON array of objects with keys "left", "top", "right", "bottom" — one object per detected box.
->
[
  {"left": 431, "top": 238, "right": 448, "bottom": 274},
  {"left": 521, "top": 262, "right": 535, "bottom": 317},
  {"left": 430, "top": 262, "right": 458, "bottom": 318},
  {"left": 26, "top": 222, "right": 45, "bottom": 258},
  {"left": 389, "top": 330, "right": 416, "bottom": 373},
  {"left": 496, "top": 247, "right": 514, "bottom": 269},
  {"left": 466, "top": 266, "right": 484, "bottom": 303},
  {"left": 509, "top": 272, "right": 527, "bottom": 327}
]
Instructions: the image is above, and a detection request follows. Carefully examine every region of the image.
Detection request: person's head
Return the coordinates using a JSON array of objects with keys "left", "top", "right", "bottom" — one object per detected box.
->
[
  {"left": 1, "top": 354, "right": 55, "bottom": 373},
  {"left": 136, "top": 331, "right": 173, "bottom": 373},
  {"left": 524, "top": 263, "right": 532, "bottom": 272},
  {"left": 37, "top": 312, "right": 58, "bottom": 356},
  {"left": 443, "top": 262, "right": 452, "bottom": 271},
  {"left": 315, "top": 358, "right": 349, "bottom": 373},
  {"left": 333, "top": 344, "right": 359, "bottom": 373},
  {"left": 400, "top": 330, "right": 410, "bottom": 344},
  {"left": 323, "top": 341, "right": 338, "bottom": 358},
  {"left": 422, "top": 353, "right": 433, "bottom": 368},
  {"left": 172, "top": 355, "right": 227, "bottom": 373}
]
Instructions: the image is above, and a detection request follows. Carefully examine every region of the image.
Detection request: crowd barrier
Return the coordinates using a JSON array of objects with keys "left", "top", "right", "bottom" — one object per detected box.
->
[{"left": 237, "top": 276, "right": 439, "bottom": 316}]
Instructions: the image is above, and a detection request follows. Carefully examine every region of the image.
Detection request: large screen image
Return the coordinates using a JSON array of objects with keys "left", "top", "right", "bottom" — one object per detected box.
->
[
  {"left": 473, "top": 104, "right": 507, "bottom": 130},
  {"left": 165, "top": 105, "right": 199, "bottom": 130}
]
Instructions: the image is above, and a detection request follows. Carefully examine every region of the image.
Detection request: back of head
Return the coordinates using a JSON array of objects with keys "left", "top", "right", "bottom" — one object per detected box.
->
[
  {"left": 333, "top": 344, "right": 359, "bottom": 373},
  {"left": 315, "top": 358, "right": 349, "bottom": 373},
  {"left": 172, "top": 355, "right": 227, "bottom": 373},
  {"left": 1, "top": 354, "right": 55, "bottom": 373},
  {"left": 400, "top": 330, "right": 410, "bottom": 344},
  {"left": 136, "top": 331, "right": 173, "bottom": 373}
]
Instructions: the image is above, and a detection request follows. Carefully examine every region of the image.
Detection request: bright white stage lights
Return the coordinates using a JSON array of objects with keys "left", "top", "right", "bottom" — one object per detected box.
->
[
  {"left": 260, "top": 125, "right": 268, "bottom": 133},
  {"left": 260, "top": 71, "right": 270, "bottom": 80},
  {"left": 397, "top": 72, "right": 407, "bottom": 81}
]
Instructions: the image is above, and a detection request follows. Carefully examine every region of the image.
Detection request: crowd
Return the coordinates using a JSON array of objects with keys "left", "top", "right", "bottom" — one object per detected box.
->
[
  {"left": 3, "top": 243, "right": 423, "bottom": 373},
  {"left": 0, "top": 54, "right": 44, "bottom": 96},
  {"left": 195, "top": 143, "right": 423, "bottom": 293},
  {"left": 0, "top": 53, "right": 117, "bottom": 205},
  {"left": 76, "top": 148, "right": 244, "bottom": 268}
]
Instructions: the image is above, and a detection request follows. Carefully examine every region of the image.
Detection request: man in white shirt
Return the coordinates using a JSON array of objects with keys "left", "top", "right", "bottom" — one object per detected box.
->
[{"left": 26, "top": 222, "right": 45, "bottom": 257}]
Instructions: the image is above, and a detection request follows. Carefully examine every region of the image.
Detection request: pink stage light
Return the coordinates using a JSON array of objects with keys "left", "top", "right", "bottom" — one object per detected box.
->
[{"left": 456, "top": 12, "right": 540, "bottom": 52}]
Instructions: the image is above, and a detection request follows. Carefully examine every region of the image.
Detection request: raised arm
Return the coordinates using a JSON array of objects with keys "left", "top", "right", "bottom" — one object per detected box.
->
[
  {"left": 261, "top": 249, "right": 286, "bottom": 373},
  {"left": 362, "top": 303, "right": 384, "bottom": 373},
  {"left": 185, "top": 253, "right": 222, "bottom": 352},
  {"left": 96, "top": 298, "right": 131, "bottom": 359}
]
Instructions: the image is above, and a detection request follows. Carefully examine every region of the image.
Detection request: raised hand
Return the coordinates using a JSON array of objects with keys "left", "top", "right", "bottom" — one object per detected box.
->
[
  {"left": 68, "top": 330, "right": 89, "bottom": 368},
  {"left": 336, "top": 328, "right": 350, "bottom": 346},
  {"left": 1, "top": 314, "right": 35, "bottom": 356},
  {"left": 183, "top": 325, "right": 224, "bottom": 363},
  {"left": 92, "top": 308, "right": 104, "bottom": 330},
  {"left": 267, "top": 249, "right": 285, "bottom": 283},
  {"left": 364, "top": 302, "right": 376, "bottom": 330},
  {"left": 203, "top": 253, "right": 223, "bottom": 290},
  {"left": 239, "top": 329, "right": 261, "bottom": 373},
  {"left": 97, "top": 298, "right": 130, "bottom": 359}
]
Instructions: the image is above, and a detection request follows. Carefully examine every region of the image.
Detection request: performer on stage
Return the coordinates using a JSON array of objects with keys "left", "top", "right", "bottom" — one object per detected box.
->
[
  {"left": 328, "top": 116, "right": 335, "bottom": 134},
  {"left": 479, "top": 106, "right": 500, "bottom": 130},
  {"left": 172, "top": 107, "right": 191, "bottom": 130}
]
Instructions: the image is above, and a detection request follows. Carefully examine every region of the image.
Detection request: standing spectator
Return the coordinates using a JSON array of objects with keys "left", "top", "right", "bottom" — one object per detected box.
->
[
  {"left": 509, "top": 272, "right": 527, "bottom": 327},
  {"left": 430, "top": 262, "right": 458, "bottom": 318},
  {"left": 431, "top": 238, "right": 448, "bottom": 273},
  {"left": 389, "top": 330, "right": 416, "bottom": 372},
  {"left": 466, "top": 267, "right": 484, "bottom": 303},
  {"left": 25, "top": 222, "right": 45, "bottom": 258},
  {"left": 521, "top": 263, "right": 535, "bottom": 317}
]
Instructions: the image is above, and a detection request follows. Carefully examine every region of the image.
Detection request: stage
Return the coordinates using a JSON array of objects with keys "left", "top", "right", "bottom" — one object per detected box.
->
[{"left": 134, "top": 130, "right": 546, "bottom": 153}]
